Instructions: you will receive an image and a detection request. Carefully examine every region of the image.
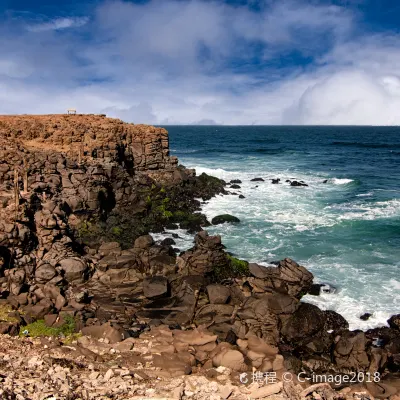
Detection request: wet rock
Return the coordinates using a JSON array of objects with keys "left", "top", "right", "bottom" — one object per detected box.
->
[
  {"left": 271, "top": 178, "right": 280, "bottom": 184},
  {"left": 251, "top": 178, "right": 264, "bottom": 182},
  {"left": 388, "top": 314, "right": 400, "bottom": 330},
  {"left": 166, "top": 223, "right": 179, "bottom": 230},
  {"left": 239, "top": 195, "right": 245, "bottom": 199},
  {"left": 211, "top": 215, "right": 240, "bottom": 225},
  {"left": 230, "top": 184, "right": 241, "bottom": 189},
  {"left": 360, "top": 313, "right": 373, "bottom": 321},
  {"left": 290, "top": 181, "right": 309, "bottom": 187},
  {"left": 324, "top": 310, "right": 349, "bottom": 331},
  {"left": 230, "top": 179, "right": 242, "bottom": 184},
  {"left": 161, "top": 238, "right": 176, "bottom": 246}
]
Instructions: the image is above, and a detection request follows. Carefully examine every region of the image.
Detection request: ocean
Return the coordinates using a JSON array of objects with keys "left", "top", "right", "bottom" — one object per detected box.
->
[{"left": 163, "top": 126, "right": 400, "bottom": 331}]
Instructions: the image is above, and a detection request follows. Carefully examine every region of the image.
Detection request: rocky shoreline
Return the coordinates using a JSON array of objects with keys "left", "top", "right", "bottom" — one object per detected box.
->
[{"left": 0, "top": 115, "right": 399, "bottom": 400}]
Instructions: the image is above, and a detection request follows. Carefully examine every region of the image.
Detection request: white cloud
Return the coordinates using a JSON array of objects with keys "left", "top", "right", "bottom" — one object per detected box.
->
[
  {"left": 1, "top": 0, "right": 400, "bottom": 125},
  {"left": 26, "top": 17, "right": 89, "bottom": 32}
]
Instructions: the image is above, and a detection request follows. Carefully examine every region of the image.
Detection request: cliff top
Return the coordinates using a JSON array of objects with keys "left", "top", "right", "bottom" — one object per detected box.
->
[{"left": 0, "top": 114, "right": 167, "bottom": 154}]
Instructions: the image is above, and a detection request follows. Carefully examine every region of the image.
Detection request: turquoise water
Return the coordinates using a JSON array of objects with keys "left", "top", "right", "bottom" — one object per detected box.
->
[{"left": 165, "top": 126, "right": 400, "bottom": 330}]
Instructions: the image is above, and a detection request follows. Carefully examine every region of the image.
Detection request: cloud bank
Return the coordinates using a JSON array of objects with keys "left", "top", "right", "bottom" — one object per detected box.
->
[{"left": 1, "top": 0, "right": 400, "bottom": 125}]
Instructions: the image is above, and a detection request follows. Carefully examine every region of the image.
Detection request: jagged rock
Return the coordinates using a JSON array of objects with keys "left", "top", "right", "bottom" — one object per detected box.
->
[
  {"left": 248, "top": 259, "right": 313, "bottom": 298},
  {"left": 177, "top": 231, "right": 228, "bottom": 276}
]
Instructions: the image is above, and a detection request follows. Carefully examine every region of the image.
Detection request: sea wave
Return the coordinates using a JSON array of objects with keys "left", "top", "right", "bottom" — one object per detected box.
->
[
  {"left": 331, "top": 178, "right": 354, "bottom": 185},
  {"left": 331, "top": 141, "right": 400, "bottom": 149}
]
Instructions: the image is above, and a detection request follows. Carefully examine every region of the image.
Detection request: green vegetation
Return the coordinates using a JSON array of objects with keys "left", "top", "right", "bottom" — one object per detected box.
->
[
  {"left": 211, "top": 255, "right": 250, "bottom": 282},
  {"left": 110, "top": 226, "right": 123, "bottom": 236},
  {"left": 227, "top": 255, "right": 250, "bottom": 276},
  {"left": 19, "top": 315, "right": 77, "bottom": 338}
]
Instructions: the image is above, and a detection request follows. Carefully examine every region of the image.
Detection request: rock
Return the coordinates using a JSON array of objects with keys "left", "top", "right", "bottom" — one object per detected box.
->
[
  {"left": 271, "top": 178, "right": 280, "bottom": 184},
  {"left": 360, "top": 313, "right": 373, "bottom": 321},
  {"left": 239, "top": 195, "right": 245, "bottom": 199},
  {"left": 174, "top": 329, "right": 217, "bottom": 346},
  {"left": 290, "top": 181, "right": 308, "bottom": 187},
  {"left": 143, "top": 276, "right": 169, "bottom": 299},
  {"left": 98, "top": 242, "right": 121, "bottom": 256},
  {"left": 230, "top": 184, "right": 241, "bottom": 189},
  {"left": 250, "top": 382, "right": 282, "bottom": 399},
  {"left": 281, "top": 303, "right": 326, "bottom": 343},
  {"left": 388, "top": 314, "right": 400, "bottom": 330},
  {"left": 206, "top": 284, "right": 230, "bottom": 304},
  {"left": 334, "top": 331, "right": 370, "bottom": 370},
  {"left": 251, "top": 178, "right": 264, "bottom": 182},
  {"left": 134, "top": 235, "right": 154, "bottom": 249},
  {"left": 324, "top": 310, "right": 349, "bottom": 331},
  {"left": 58, "top": 258, "right": 87, "bottom": 283},
  {"left": 212, "top": 349, "right": 246, "bottom": 372},
  {"left": 230, "top": 179, "right": 242, "bottom": 184},
  {"left": 81, "top": 322, "right": 125, "bottom": 343},
  {"left": 35, "top": 264, "right": 57, "bottom": 283},
  {"left": 323, "top": 179, "right": 328, "bottom": 183},
  {"left": 166, "top": 223, "right": 179, "bottom": 230},
  {"left": 211, "top": 215, "right": 240, "bottom": 225},
  {"left": 44, "top": 314, "right": 58, "bottom": 327},
  {"left": 161, "top": 238, "right": 176, "bottom": 246},
  {"left": 0, "top": 321, "right": 20, "bottom": 335}
]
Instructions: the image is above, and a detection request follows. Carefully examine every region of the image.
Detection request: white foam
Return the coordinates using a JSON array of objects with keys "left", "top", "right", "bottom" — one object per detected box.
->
[{"left": 332, "top": 178, "right": 354, "bottom": 185}]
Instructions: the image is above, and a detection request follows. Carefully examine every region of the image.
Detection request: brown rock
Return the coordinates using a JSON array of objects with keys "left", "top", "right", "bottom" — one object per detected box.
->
[
  {"left": 81, "top": 323, "right": 124, "bottom": 343},
  {"left": 206, "top": 284, "right": 230, "bottom": 304}
]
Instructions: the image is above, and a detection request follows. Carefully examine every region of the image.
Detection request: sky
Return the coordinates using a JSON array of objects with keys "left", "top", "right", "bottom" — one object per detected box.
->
[{"left": 1, "top": 0, "right": 400, "bottom": 125}]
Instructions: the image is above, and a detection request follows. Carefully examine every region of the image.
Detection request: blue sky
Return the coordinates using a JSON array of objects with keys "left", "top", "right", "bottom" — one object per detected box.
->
[{"left": 1, "top": 0, "right": 400, "bottom": 124}]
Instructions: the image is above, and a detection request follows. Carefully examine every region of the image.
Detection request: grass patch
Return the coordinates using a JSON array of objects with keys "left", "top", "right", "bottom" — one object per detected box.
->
[{"left": 20, "top": 315, "right": 77, "bottom": 338}]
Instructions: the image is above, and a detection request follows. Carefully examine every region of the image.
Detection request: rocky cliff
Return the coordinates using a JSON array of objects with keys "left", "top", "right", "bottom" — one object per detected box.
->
[{"left": 0, "top": 115, "right": 399, "bottom": 400}]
